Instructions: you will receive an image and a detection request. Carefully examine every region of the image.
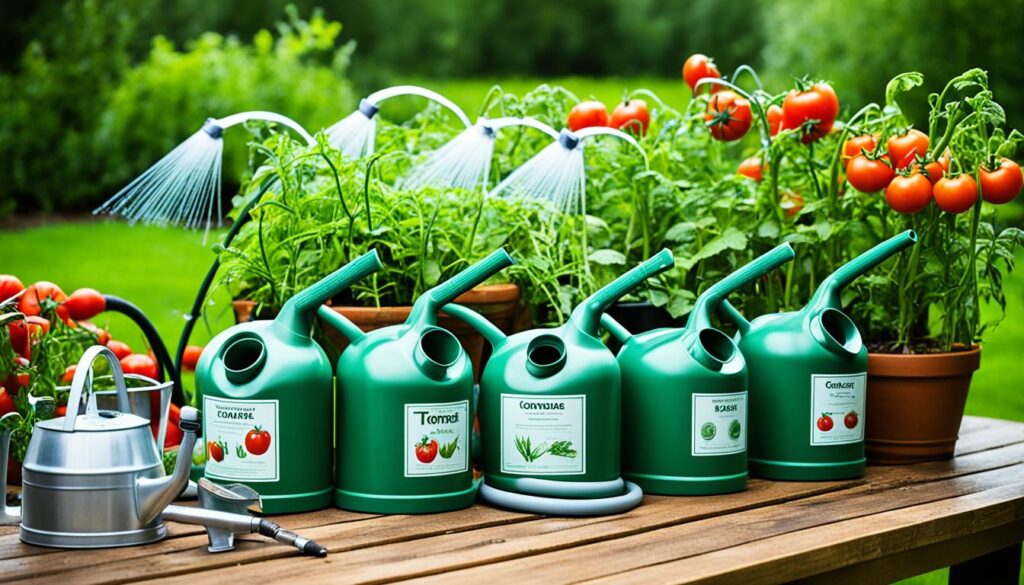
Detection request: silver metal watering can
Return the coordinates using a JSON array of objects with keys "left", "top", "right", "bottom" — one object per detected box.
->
[{"left": 17, "top": 345, "right": 199, "bottom": 548}]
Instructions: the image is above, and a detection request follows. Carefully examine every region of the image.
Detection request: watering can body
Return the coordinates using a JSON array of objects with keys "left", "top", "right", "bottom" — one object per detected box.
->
[
  {"left": 196, "top": 251, "right": 382, "bottom": 514},
  {"left": 606, "top": 244, "right": 795, "bottom": 495},
  {"left": 722, "top": 231, "right": 917, "bottom": 481},
  {"left": 321, "top": 249, "right": 514, "bottom": 514}
]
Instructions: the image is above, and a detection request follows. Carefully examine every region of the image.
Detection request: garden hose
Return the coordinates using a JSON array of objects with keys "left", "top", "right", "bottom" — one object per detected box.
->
[
  {"left": 479, "top": 480, "right": 643, "bottom": 516},
  {"left": 103, "top": 295, "right": 182, "bottom": 405}
]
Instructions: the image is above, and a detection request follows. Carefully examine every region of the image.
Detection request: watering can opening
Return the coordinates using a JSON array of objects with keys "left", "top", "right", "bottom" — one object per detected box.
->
[
  {"left": 223, "top": 335, "right": 267, "bottom": 385},
  {"left": 815, "top": 308, "right": 863, "bottom": 355},
  {"left": 415, "top": 327, "right": 463, "bottom": 379},
  {"left": 697, "top": 328, "right": 737, "bottom": 364},
  {"left": 526, "top": 334, "right": 567, "bottom": 378}
]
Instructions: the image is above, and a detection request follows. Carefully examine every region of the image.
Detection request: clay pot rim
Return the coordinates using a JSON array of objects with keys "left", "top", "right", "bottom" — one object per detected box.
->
[
  {"left": 233, "top": 283, "right": 520, "bottom": 312},
  {"left": 867, "top": 344, "right": 981, "bottom": 378}
]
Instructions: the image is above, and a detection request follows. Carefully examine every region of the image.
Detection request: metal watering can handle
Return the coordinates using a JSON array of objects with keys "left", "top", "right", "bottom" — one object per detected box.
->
[{"left": 62, "top": 345, "right": 131, "bottom": 432}]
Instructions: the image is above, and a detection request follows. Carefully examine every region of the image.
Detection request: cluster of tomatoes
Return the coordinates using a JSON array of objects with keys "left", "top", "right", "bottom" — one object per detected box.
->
[
  {"left": 844, "top": 130, "right": 1022, "bottom": 214},
  {"left": 1, "top": 275, "right": 204, "bottom": 448},
  {"left": 683, "top": 54, "right": 840, "bottom": 147},
  {"left": 567, "top": 98, "right": 651, "bottom": 136}
]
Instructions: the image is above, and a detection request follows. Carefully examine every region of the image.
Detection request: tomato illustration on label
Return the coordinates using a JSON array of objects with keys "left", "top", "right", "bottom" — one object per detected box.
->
[
  {"left": 844, "top": 410, "right": 859, "bottom": 429},
  {"left": 415, "top": 436, "right": 439, "bottom": 464},
  {"left": 816, "top": 414, "right": 834, "bottom": 432},
  {"left": 243, "top": 426, "right": 271, "bottom": 456},
  {"left": 207, "top": 440, "right": 225, "bottom": 462}
]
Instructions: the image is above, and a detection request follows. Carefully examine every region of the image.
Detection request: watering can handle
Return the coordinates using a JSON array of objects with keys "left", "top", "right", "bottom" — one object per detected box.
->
[
  {"left": 718, "top": 299, "right": 752, "bottom": 335},
  {"left": 63, "top": 345, "right": 131, "bottom": 432},
  {"left": 572, "top": 249, "right": 675, "bottom": 337},
  {"left": 688, "top": 243, "right": 795, "bottom": 331},
  {"left": 599, "top": 314, "right": 633, "bottom": 344},
  {"left": 440, "top": 303, "right": 507, "bottom": 348},
  {"left": 411, "top": 248, "right": 514, "bottom": 324}
]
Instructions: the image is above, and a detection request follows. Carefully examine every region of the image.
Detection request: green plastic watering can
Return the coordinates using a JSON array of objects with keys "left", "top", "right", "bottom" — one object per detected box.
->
[
  {"left": 317, "top": 248, "right": 514, "bottom": 514},
  {"left": 196, "top": 250, "right": 383, "bottom": 514},
  {"left": 719, "top": 230, "right": 917, "bottom": 481},
  {"left": 444, "top": 249, "right": 674, "bottom": 516},
  {"left": 601, "top": 243, "right": 795, "bottom": 496}
]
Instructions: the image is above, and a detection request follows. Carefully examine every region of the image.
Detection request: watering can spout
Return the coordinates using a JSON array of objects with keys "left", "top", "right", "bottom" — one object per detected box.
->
[
  {"left": 719, "top": 300, "right": 752, "bottom": 336},
  {"left": 571, "top": 249, "right": 675, "bottom": 337},
  {"left": 408, "top": 248, "right": 515, "bottom": 326},
  {"left": 275, "top": 250, "right": 383, "bottom": 337},
  {"left": 135, "top": 407, "right": 200, "bottom": 525},
  {"left": 689, "top": 244, "right": 795, "bottom": 331},
  {"left": 806, "top": 230, "right": 917, "bottom": 313}
]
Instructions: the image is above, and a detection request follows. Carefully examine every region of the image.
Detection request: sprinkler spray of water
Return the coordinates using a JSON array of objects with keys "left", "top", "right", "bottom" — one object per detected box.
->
[
  {"left": 326, "top": 85, "right": 473, "bottom": 159},
  {"left": 401, "top": 117, "right": 560, "bottom": 192},
  {"left": 94, "top": 111, "right": 316, "bottom": 238},
  {"left": 489, "top": 126, "right": 647, "bottom": 216}
]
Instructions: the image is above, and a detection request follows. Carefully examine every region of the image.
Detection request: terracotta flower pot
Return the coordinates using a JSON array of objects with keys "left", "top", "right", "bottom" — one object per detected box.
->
[
  {"left": 233, "top": 283, "right": 523, "bottom": 382},
  {"left": 865, "top": 345, "right": 981, "bottom": 464}
]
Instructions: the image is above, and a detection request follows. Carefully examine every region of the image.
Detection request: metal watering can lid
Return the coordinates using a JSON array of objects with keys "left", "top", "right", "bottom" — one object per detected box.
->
[{"left": 36, "top": 345, "right": 149, "bottom": 433}]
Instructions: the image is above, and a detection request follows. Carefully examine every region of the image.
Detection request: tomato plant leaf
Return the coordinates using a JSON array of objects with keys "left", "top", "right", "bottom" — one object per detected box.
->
[{"left": 588, "top": 249, "right": 626, "bottom": 266}]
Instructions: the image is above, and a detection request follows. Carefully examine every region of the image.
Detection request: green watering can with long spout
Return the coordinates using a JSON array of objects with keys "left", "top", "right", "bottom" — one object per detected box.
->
[
  {"left": 444, "top": 249, "right": 674, "bottom": 516},
  {"left": 601, "top": 243, "right": 795, "bottom": 495},
  {"left": 317, "top": 248, "right": 514, "bottom": 514},
  {"left": 196, "top": 250, "right": 383, "bottom": 514},
  {"left": 719, "top": 230, "right": 917, "bottom": 481}
]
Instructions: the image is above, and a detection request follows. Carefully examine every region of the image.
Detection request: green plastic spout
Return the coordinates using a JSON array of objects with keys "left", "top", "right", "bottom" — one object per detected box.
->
[
  {"left": 571, "top": 249, "right": 675, "bottom": 337},
  {"left": 805, "top": 229, "right": 917, "bottom": 313},
  {"left": 718, "top": 299, "right": 751, "bottom": 335},
  {"left": 275, "top": 250, "right": 382, "bottom": 337},
  {"left": 317, "top": 304, "right": 366, "bottom": 343},
  {"left": 407, "top": 248, "right": 515, "bottom": 326},
  {"left": 687, "top": 244, "right": 795, "bottom": 331}
]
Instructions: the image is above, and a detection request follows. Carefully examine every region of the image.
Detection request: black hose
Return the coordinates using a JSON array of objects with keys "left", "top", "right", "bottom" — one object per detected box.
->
[
  {"left": 173, "top": 180, "right": 276, "bottom": 394},
  {"left": 103, "top": 295, "right": 182, "bottom": 405}
]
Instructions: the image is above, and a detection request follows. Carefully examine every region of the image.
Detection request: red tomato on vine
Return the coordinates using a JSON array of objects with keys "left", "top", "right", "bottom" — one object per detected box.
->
[
  {"left": 886, "top": 129, "right": 929, "bottom": 170},
  {"left": 737, "top": 156, "right": 763, "bottom": 182},
  {"left": 705, "top": 91, "right": 752, "bottom": 141},
  {"left": 846, "top": 154, "right": 894, "bottom": 193},
  {"left": 933, "top": 175, "right": 978, "bottom": 214},
  {"left": 682, "top": 54, "right": 720, "bottom": 94},
  {"left": 782, "top": 82, "right": 839, "bottom": 143},
  {"left": 979, "top": 158, "right": 1023, "bottom": 204},
  {"left": 567, "top": 101, "right": 608, "bottom": 131},
  {"left": 885, "top": 173, "right": 933, "bottom": 214}
]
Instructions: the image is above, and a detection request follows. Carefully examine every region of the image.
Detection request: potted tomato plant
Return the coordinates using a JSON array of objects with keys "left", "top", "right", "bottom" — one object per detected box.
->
[{"left": 838, "top": 69, "right": 1024, "bottom": 463}]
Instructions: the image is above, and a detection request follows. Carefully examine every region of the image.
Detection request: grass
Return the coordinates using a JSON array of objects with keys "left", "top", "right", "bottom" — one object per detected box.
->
[{"left": 3, "top": 77, "right": 1022, "bottom": 584}]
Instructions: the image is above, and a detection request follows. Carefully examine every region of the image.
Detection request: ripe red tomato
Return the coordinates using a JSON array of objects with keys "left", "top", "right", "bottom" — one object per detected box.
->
[
  {"left": 817, "top": 414, "right": 834, "bottom": 432},
  {"left": 0, "top": 388, "right": 14, "bottom": 416},
  {"left": 885, "top": 173, "right": 933, "bottom": 214},
  {"left": 846, "top": 154, "right": 894, "bottom": 193},
  {"left": 933, "top": 175, "right": 978, "bottom": 214},
  {"left": 414, "top": 436, "right": 439, "bottom": 463},
  {"left": 79, "top": 321, "right": 110, "bottom": 345},
  {"left": 916, "top": 148, "right": 951, "bottom": 184},
  {"left": 120, "top": 353, "right": 158, "bottom": 380},
  {"left": 609, "top": 99, "right": 650, "bottom": 135},
  {"left": 106, "top": 340, "right": 133, "bottom": 360},
  {"left": 207, "top": 441, "right": 225, "bottom": 463},
  {"left": 844, "top": 411, "right": 859, "bottom": 429},
  {"left": 6, "top": 356, "right": 30, "bottom": 391},
  {"left": 55, "top": 405, "right": 68, "bottom": 417},
  {"left": 18, "top": 281, "right": 66, "bottom": 317},
  {"left": 0, "top": 275, "right": 23, "bottom": 303},
  {"left": 737, "top": 156, "right": 763, "bottom": 182},
  {"left": 7, "top": 316, "right": 50, "bottom": 359},
  {"left": 705, "top": 91, "right": 752, "bottom": 141},
  {"left": 766, "top": 104, "right": 784, "bottom": 137},
  {"left": 181, "top": 345, "right": 204, "bottom": 372},
  {"left": 61, "top": 365, "right": 77, "bottom": 384},
  {"left": 63, "top": 288, "right": 105, "bottom": 321},
  {"left": 979, "top": 158, "right": 1023, "bottom": 204},
  {"left": 886, "top": 129, "right": 929, "bottom": 169},
  {"left": 780, "top": 192, "right": 805, "bottom": 217},
  {"left": 682, "top": 54, "right": 720, "bottom": 93},
  {"left": 782, "top": 82, "right": 839, "bottom": 143},
  {"left": 843, "top": 134, "right": 879, "bottom": 164},
  {"left": 567, "top": 100, "right": 609, "bottom": 132},
  {"left": 244, "top": 426, "right": 272, "bottom": 455}
]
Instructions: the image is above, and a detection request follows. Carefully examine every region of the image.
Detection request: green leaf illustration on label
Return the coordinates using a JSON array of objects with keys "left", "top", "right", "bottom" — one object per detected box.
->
[
  {"left": 439, "top": 436, "right": 459, "bottom": 459},
  {"left": 701, "top": 422, "right": 717, "bottom": 441},
  {"left": 514, "top": 435, "right": 549, "bottom": 463},
  {"left": 729, "top": 419, "right": 742, "bottom": 440},
  {"left": 548, "top": 440, "right": 578, "bottom": 458}
]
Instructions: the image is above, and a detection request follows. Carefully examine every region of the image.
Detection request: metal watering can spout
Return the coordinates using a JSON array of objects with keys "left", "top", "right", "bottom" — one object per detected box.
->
[
  {"left": 135, "top": 407, "right": 200, "bottom": 525},
  {"left": 275, "top": 250, "right": 383, "bottom": 340},
  {"left": 406, "top": 248, "right": 515, "bottom": 327},
  {"left": 570, "top": 249, "right": 675, "bottom": 337},
  {"left": 688, "top": 244, "right": 795, "bottom": 332},
  {"left": 805, "top": 229, "right": 917, "bottom": 314}
]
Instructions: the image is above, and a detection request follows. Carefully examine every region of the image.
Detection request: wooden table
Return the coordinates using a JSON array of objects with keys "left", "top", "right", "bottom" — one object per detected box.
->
[{"left": 2, "top": 415, "right": 1022, "bottom": 584}]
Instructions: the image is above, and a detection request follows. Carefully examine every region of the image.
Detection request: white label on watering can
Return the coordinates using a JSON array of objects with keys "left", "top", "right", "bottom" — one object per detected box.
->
[
  {"left": 500, "top": 394, "right": 585, "bottom": 475},
  {"left": 203, "top": 396, "right": 279, "bottom": 482},
  {"left": 404, "top": 400, "right": 470, "bottom": 477},
  {"left": 691, "top": 392, "right": 747, "bottom": 456},
  {"left": 810, "top": 373, "right": 866, "bottom": 446}
]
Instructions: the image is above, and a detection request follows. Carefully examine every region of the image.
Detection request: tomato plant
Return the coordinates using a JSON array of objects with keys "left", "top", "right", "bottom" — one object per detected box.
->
[
  {"left": 120, "top": 353, "right": 158, "bottom": 379},
  {"left": 932, "top": 175, "right": 978, "bottom": 215},
  {"left": 782, "top": 82, "right": 839, "bottom": 143},
  {"left": 609, "top": 99, "right": 650, "bottom": 135},
  {"left": 842, "top": 134, "right": 878, "bottom": 164},
  {"left": 765, "top": 104, "right": 783, "bottom": 137},
  {"left": 567, "top": 100, "right": 608, "bottom": 132},
  {"left": 106, "top": 340, "right": 132, "bottom": 360},
  {"left": 737, "top": 156, "right": 763, "bottom": 182},
  {"left": 885, "top": 173, "right": 933, "bottom": 214},
  {"left": 846, "top": 154, "right": 894, "bottom": 193},
  {"left": 705, "top": 91, "right": 752, "bottom": 142},
  {"left": 18, "top": 281, "right": 66, "bottom": 318},
  {"left": 682, "top": 54, "right": 720, "bottom": 94},
  {"left": 979, "top": 157, "right": 1023, "bottom": 204},
  {"left": 0, "top": 275, "right": 23, "bottom": 302},
  {"left": 887, "top": 129, "right": 929, "bottom": 169},
  {"left": 63, "top": 288, "right": 105, "bottom": 321}
]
